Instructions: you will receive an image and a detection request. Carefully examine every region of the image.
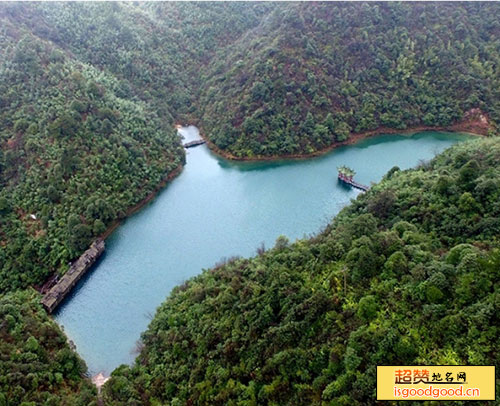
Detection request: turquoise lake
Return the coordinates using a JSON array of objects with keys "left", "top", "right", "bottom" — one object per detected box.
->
[{"left": 54, "top": 127, "right": 472, "bottom": 375}]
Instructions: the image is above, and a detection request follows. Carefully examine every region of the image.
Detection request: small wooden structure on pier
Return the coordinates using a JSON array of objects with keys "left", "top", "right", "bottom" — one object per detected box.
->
[
  {"left": 183, "top": 139, "right": 206, "bottom": 148},
  {"left": 337, "top": 166, "right": 369, "bottom": 191},
  {"left": 41, "top": 240, "right": 105, "bottom": 313}
]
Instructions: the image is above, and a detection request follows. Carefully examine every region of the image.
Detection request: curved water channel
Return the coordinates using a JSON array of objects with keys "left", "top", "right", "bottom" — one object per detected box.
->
[{"left": 55, "top": 127, "right": 472, "bottom": 375}]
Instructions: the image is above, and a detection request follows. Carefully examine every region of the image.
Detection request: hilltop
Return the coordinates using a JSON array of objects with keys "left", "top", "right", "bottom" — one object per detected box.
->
[{"left": 197, "top": 2, "right": 499, "bottom": 158}]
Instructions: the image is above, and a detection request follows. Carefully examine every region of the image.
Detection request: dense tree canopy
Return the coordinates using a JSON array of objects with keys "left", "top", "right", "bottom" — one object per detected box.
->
[
  {"left": 0, "top": 290, "right": 97, "bottom": 405},
  {"left": 197, "top": 2, "right": 499, "bottom": 158},
  {"left": 0, "top": 4, "right": 186, "bottom": 291}
]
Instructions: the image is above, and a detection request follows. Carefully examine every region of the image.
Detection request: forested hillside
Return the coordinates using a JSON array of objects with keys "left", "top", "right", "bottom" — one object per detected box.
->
[
  {"left": 2, "top": 2, "right": 191, "bottom": 121},
  {"left": 0, "top": 13, "right": 184, "bottom": 291},
  {"left": 0, "top": 2, "right": 199, "bottom": 292},
  {"left": 104, "top": 137, "right": 499, "bottom": 405},
  {"left": 0, "top": 290, "right": 97, "bottom": 405},
  {"left": 198, "top": 2, "right": 500, "bottom": 157}
]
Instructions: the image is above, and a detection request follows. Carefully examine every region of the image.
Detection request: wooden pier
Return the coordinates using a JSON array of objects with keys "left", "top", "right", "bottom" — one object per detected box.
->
[
  {"left": 343, "top": 178, "right": 370, "bottom": 191},
  {"left": 337, "top": 167, "right": 369, "bottom": 191},
  {"left": 183, "top": 139, "right": 206, "bottom": 148},
  {"left": 41, "top": 240, "right": 105, "bottom": 313}
]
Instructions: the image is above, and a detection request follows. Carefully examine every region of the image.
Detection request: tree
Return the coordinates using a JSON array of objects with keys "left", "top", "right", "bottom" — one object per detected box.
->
[
  {"left": 357, "top": 295, "right": 378, "bottom": 321},
  {"left": 302, "top": 112, "right": 315, "bottom": 136},
  {"left": 313, "top": 124, "right": 330, "bottom": 146},
  {"left": 251, "top": 81, "right": 270, "bottom": 103},
  {"left": 334, "top": 122, "right": 351, "bottom": 142},
  {"left": 69, "top": 224, "right": 92, "bottom": 252},
  {"left": 46, "top": 185, "right": 60, "bottom": 203},
  {"left": 346, "top": 239, "right": 378, "bottom": 281},
  {"left": 49, "top": 113, "right": 80, "bottom": 138},
  {"left": 324, "top": 113, "right": 335, "bottom": 133},
  {"left": 0, "top": 197, "right": 10, "bottom": 213}
]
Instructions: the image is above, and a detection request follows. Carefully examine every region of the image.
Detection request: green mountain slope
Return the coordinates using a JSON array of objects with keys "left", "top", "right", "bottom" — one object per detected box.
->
[
  {"left": 197, "top": 2, "right": 500, "bottom": 158},
  {"left": 0, "top": 290, "right": 97, "bottom": 405},
  {"left": 103, "top": 137, "right": 500, "bottom": 405},
  {"left": 0, "top": 6, "right": 184, "bottom": 291},
  {"left": 2, "top": 2, "right": 192, "bottom": 121}
]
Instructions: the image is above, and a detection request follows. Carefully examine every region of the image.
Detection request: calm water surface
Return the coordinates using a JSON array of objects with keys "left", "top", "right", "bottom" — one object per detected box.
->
[{"left": 55, "top": 127, "right": 471, "bottom": 374}]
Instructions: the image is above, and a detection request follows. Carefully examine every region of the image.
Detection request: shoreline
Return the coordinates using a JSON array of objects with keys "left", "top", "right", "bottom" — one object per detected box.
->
[
  {"left": 99, "top": 164, "right": 184, "bottom": 240},
  {"left": 200, "top": 125, "right": 486, "bottom": 162},
  {"left": 36, "top": 113, "right": 490, "bottom": 293},
  {"left": 35, "top": 164, "right": 184, "bottom": 295},
  {"left": 183, "top": 114, "right": 489, "bottom": 162}
]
